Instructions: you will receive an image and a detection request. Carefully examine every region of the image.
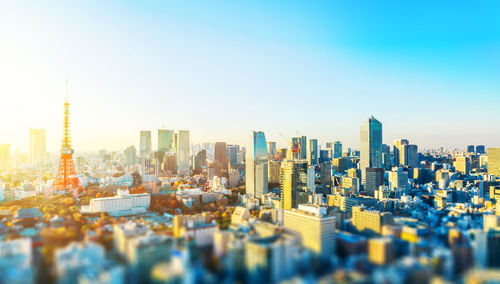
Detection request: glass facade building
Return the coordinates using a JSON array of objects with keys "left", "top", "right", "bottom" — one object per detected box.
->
[{"left": 246, "top": 131, "right": 268, "bottom": 198}]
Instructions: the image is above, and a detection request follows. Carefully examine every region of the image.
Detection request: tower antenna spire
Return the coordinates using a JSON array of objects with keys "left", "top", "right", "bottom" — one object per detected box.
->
[{"left": 65, "top": 79, "right": 69, "bottom": 103}]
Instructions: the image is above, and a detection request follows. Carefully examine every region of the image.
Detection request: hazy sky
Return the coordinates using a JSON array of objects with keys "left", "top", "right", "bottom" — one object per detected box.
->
[{"left": 1, "top": 1, "right": 499, "bottom": 153}]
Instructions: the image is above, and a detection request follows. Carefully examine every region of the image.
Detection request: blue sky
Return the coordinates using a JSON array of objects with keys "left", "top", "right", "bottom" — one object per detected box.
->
[{"left": 0, "top": 1, "right": 499, "bottom": 152}]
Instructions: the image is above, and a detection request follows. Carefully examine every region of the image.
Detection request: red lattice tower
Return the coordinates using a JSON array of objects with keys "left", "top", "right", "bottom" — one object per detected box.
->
[{"left": 53, "top": 81, "right": 83, "bottom": 196}]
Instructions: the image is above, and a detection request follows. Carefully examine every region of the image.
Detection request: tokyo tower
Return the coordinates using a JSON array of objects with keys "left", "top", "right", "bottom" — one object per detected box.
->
[{"left": 53, "top": 81, "right": 83, "bottom": 196}]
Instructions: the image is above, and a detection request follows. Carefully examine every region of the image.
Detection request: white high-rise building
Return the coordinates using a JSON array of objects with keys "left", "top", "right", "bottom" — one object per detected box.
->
[
  {"left": 246, "top": 131, "right": 268, "bottom": 198},
  {"left": 177, "top": 130, "right": 190, "bottom": 175},
  {"left": 29, "top": 128, "right": 46, "bottom": 165}
]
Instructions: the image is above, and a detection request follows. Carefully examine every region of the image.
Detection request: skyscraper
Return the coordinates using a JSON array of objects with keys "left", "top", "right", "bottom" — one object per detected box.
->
[
  {"left": 280, "top": 160, "right": 310, "bottom": 209},
  {"left": 124, "top": 145, "right": 137, "bottom": 166},
  {"left": 157, "top": 129, "right": 175, "bottom": 152},
  {"left": 333, "top": 141, "right": 342, "bottom": 159},
  {"left": 176, "top": 130, "right": 190, "bottom": 175},
  {"left": 476, "top": 145, "right": 486, "bottom": 155},
  {"left": 300, "top": 136, "right": 307, "bottom": 160},
  {"left": 227, "top": 145, "right": 239, "bottom": 165},
  {"left": 360, "top": 116, "right": 383, "bottom": 183},
  {"left": 267, "top": 142, "right": 277, "bottom": 160},
  {"left": 245, "top": 131, "right": 268, "bottom": 198},
  {"left": 404, "top": 144, "right": 419, "bottom": 168},
  {"left": 455, "top": 156, "right": 470, "bottom": 175},
  {"left": 393, "top": 139, "right": 409, "bottom": 166},
  {"left": 29, "top": 128, "right": 46, "bottom": 165},
  {"left": 139, "top": 131, "right": 152, "bottom": 157},
  {"left": 488, "top": 148, "right": 500, "bottom": 177},
  {"left": 214, "top": 142, "right": 228, "bottom": 172},
  {"left": 307, "top": 139, "right": 318, "bottom": 166}
]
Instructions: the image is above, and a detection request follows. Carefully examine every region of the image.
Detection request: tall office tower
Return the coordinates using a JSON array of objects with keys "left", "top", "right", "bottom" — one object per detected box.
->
[
  {"left": 281, "top": 160, "right": 310, "bottom": 209},
  {"left": 283, "top": 209, "right": 336, "bottom": 259},
  {"left": 455, "top": 156, "right": 470, "bottom": 175},
  {"left": 360, "top": 116, "right": 383, "bottom": 183},
  {"left": 163, "top": 153, "right": 177, "bottom": 175},
  {"left": 197, "top": 149, "right": 207, "bottom": 169},
  {"left": 405, "top": 144, "right": 419, "bottom": 168},
  {"left": 53, "top": 83, "right": 82, "bottom": 196},
  {"left": 381, "top": 144, "right": 391, "bottom": 170},
  {"left": 364, "top": 168, "right": 384, "bottom": 196},
  {"left": 393, "top": 139, "right": 409, "bottom": 166},
  {"left": 388, "top": 169, "right": 408, "bottom": 191},
  {"left": 214, "top": 142, "right": 228, "bottom": 171},
  {"left": 246, "top": 131, "right": 268, "bottom": 198},
  {"left": 300, "top": 136, "right": 307, "bottom": 160},
  {"left": 267, "top": 142, "right": 277, "bottom": 160},
  {"left": 124, "top": 145, "right": 137, "bottom": 166},
  {"left": 333, "top": 141, "right": 342, "bottom": 159},
  {"left": 320, "top": 162, "right": 332, "bottom": 188},
  {"left": 476, "top": 145, "right": 486, "bottom": 154},
  {"left": 289, "top": 137, "right": 300, "bottom": 160},
  {"left": 307, "top": 139, "right": 318, "bottom": 166},
  {"left": 318, "top": 150, "right": 330, "bottom": 164},
  {"left": 176, "top": 130, "right": 190, "bottom": 175},
  {"left": 268, "top": 160, "right": 281, "bottom": 185},
  {"left": 0, "top": 144, "right": 10, "bottom": 164},
  {"left": 29, "top": 128, "right": 46, "bottom": 165},
  {"left": 487, "top": 148, "right": 500, "bottom": 177},
  {"left": 139, "top": 131, "right": 152, "bottom": 157},
  {"left": 467, "top": 145, "right": 475, "bottom": 153},
  {"left": 157, "top": 129, "right": 175, "bottom": 152},
  {"left": 227, "top": 145, "right": 239, "bottom": 165}
]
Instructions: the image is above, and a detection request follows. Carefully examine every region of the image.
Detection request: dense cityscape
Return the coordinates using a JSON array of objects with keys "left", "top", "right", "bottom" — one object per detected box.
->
[
  {"left": 0, "top": 92, "right": 499, "bottom": 283},
  {"left": 2, "top": 1, "right": 499, "bottom": 284}
]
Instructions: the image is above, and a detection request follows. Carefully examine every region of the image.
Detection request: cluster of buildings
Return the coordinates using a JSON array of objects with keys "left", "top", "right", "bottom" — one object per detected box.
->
[{"left": 1, "top": 115, "right": 500, "bottom": 283}]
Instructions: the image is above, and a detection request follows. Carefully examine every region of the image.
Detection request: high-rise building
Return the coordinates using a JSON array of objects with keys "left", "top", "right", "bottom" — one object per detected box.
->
[
  {"left": 246, "top": 131, "right": 268, "bottom": 198},
  {"left": 307, "top": 139, "right": 318, "bottom": 166},
  {"left": 393, "top": 139, "right": 409, "bottom": 166},
  {"left": 476, "top": 145, "right": 486, "bottom": 154},
  {"left": 280, "top": 160, "right": 310, "bottom": 210},
  {"left": 268, "top": 160, "right": 281, "bottom": 185},
  {"left": 467, "top": 145, "right": 475, "bottom": 153},
  {"left": 139, "top": 131, "right": 152, "bottom": 157},
  {"left": 288, "top": 137, "right": 300, "bottom": 160},
  {"left": 488, "top": 148, "right": 500, "bottom": 177},
  {"left": 163, "top": 152, "right": 177, "bottom": 175},
  {"left": 455, "top": 156, "right": 470, "bottom": 175},
  {"left": 364, "top": 168, "right": 384, "bottom": 196},
  {"left": 405, "top": 144, "right": 419, "bottom": 168},
  {"left": 267, "top": 142, "right": 277, "bottom": 161},
  {"left": 333, "top": 141, "right": 342, "bottom": 159},
  {"left": 214, "top": 142, "right": 228, "bottom": 172},
  {"left": 124, "top": 145, "right": 136, "bottom": 166},
  {"left": 157, "top": 129, "right": 175, "bottom": 152},
  {"left": 381, "top": 144, "right": 391, "bottom": 170},
  {"left": 227, "top": 145, "right": 239, "bottom": 165},
  {"left": 360, "top": 116, "right": 383, "bottom": 183},
  {"left": 29, "top": 128, "right": 46, "bottom": 165},
  {"left": 193, "top": 149, "right": 207, "bottom": 173},
  {"left": 352, "top": 206, "right": 393, "bottom": 234},
  {"left": 176, "top": 130, "right": 190, "bottom": 175},
  {"left": 300, "top": 136, "right": 307, "bottom": 160},
  {"left": 368, "top": 238, "right": 394, "bottom": 265},
  {"left": 0, "top": 144, "right": 10, "bottom": 164},
  {"left": 283, "top": 209, "right": 336, "bottom": 258},
  {"left": 388, "top": 169, "right": 408, "bottom": 191}
]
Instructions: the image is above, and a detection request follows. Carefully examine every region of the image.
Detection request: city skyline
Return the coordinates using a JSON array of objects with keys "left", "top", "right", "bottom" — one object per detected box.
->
[{"left": 1, "top": 1, "right": 500, "bottom": 152}]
